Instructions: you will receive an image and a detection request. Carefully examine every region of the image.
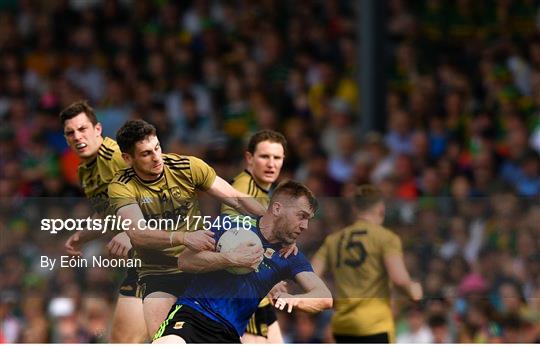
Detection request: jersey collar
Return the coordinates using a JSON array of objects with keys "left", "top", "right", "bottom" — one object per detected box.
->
[
  {"left": 83, "top": 156, "right": 97, "bottom": 168},
  {"left": 136, "top": 170, "right": 164, "bottom": 184},
  {"left": 244, "top": 170, "right": 270, "bottom": 194}
]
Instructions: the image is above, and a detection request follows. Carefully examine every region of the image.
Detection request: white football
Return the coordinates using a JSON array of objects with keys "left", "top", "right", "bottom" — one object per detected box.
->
[{"left": 217, "top": 226, "right": 263, "bottom": 274}]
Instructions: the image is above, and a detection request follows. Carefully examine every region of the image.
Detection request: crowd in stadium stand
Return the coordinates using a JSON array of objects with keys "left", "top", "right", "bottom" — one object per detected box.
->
[{"left": 0, "top": 0, "right": 539, "bottom": 343}]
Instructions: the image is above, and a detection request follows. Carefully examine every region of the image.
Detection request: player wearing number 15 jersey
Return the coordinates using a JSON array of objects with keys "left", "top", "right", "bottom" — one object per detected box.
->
[{"left": 312, "top": 185, "right": 422, "bottom": 343}]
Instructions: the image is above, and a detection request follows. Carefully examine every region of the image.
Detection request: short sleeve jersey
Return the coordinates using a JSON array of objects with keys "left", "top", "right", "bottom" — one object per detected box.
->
[
  {"left": 77, "top": 137, "right": 126, "bottom": 215},
  {"left": 313, "top": 220, "right": 402, "bottom": 336},
  {"left": 108, "top": 154, "right": 217, "bottom": 277}
]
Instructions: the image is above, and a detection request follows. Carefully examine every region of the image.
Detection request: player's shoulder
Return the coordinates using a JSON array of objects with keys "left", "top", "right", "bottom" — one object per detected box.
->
[
  {"left": 230, "top": 170, "right": 254, "bottom": 190},
  {"left": 110, "top": 167, "right": 136, "bottom": 185},
  {"left": 97, "top": 138, "right": 126, "bottom": 178},
  {"left": 102, "top": 137, "right": 120, "bottom": 151},
  {"left": 232, "top": 170, "right": 251, "bottom": 183},
  {"left": 97, "top": 137, "right": 120, "bottom": 161},
  {"left": 162, "top": 153, "right": 212, "bottom": 171},
  {"left": 366, "top": 223, "right": 400, "bottom": 244}
]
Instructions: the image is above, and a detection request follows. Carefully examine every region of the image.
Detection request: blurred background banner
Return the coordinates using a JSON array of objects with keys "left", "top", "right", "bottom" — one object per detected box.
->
[{"left": 0, "top": 0, "right": 540, "bottom": 343}]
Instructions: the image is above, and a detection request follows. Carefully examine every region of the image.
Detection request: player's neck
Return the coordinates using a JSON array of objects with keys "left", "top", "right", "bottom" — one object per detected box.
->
[
  {"left": 133, "top": 167, "right": 163, "bottom": 182},
  {"left": 246, "top": 169, "right": 271, "bottom": 190},
  {"left": 356, "top": 214, "right": 381, "bottom": 225},
  {"left": 82, "top": 136, "right": 104, "bottom": 164},
  {"left": 259, "top": 214, "right": 277, "bottom": 243}
]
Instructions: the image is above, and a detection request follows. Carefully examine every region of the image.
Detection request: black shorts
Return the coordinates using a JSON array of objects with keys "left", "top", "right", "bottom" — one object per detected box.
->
[
  {"left": 244, "top": 302, "right": 278, "bottom": 337},
  {"left": 118, "top": 267, "right": 140, "bottom": 297},
  {"left": 334, "top": 332, "right": 390, "bottom": 343},
  {"left": 153, "top": 304, "right": 240, "bottom": 343},
  {"left": 137, "top": 273, "right": 194, "bottom": 300}
]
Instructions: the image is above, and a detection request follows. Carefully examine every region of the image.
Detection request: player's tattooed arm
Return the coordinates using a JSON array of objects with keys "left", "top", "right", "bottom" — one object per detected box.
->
[
  {"left": 274, "top": 272, "right": 332, "bottom": 314},
  {"left": 207, "top": 176, "right": 266, "bottom": 216},
  {"left": 117, "top": 204, "right": 215, "bottom": 251},
  {"left": 178, "top": 242, "right": 263, "bottom": 273}
]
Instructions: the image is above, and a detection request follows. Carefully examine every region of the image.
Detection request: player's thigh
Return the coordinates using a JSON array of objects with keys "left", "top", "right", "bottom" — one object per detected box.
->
[
  {"left": 153, "top": 335, "right": 186, "bottom": 344},
  {"left": 110, "top": 294, "right": 147, "bottom": 343},
  {"left": 266, "top": 321, "right": 283, "bottom": 343},
  {"left": 143, "top": 291, "right": 177, "bottom": 336}
]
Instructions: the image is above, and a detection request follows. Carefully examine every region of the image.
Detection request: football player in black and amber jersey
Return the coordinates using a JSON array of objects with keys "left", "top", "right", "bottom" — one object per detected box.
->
[
  {"left": 108, "top": 119, "right": 266, "bottom": 337},
  {"left": 221, "top": 130, "right": 287, "bottom": 343},
  {"left": 312, "top": 185, "right": 422, "bottom": 343},
  {"left": 61, "top": 100, "right": 147, "bottom": 343}
]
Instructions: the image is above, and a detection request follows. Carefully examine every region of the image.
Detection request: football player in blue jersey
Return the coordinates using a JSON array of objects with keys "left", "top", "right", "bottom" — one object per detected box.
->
[{"left": 152, "top": 181, "right": 333, "bottom": 343}]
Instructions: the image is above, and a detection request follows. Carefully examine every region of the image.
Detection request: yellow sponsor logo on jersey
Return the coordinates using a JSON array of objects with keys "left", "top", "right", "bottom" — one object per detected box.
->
[
  {"left": 174, "top": 321, "right": 185, "bottom": 329},
  {"left": 264, "top": 248, "right": 275, "bottom": 259}
]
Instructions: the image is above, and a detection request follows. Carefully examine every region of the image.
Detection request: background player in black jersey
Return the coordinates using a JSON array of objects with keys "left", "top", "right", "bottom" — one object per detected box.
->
[
  {"left": 60, "top": 100, "right": 147, "bottom": 342},
  {"left": 221, "top": 130, "right": 287, "bottom": 343},
  {"left": 109, "top": 120, "right": 268, "bottom": 336}
]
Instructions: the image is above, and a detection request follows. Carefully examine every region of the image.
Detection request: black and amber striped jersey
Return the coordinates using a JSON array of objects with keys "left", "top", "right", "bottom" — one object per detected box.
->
[
  {"left": 221, "top": 169, "right": 275, "bottom": 337},
  {"left": 108, "top": 153, "right": 217, "bottom": 277},
  {"left": 221, "top": 170, "right": 270, "bottom": 216},
  {"left": 313, "top": 220, "right": 402, "bottom": 339},
  {"left": 77, "top": 137, "right": 126, "bottom": 215}
]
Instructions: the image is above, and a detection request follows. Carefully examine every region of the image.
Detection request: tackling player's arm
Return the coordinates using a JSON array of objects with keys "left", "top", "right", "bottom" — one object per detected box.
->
[
  {"left": 207, "top": 176, "right": 266, "bottom": 216},
  {"left": 65, "top": 212, "right": 108, "bottom": 256},
  {"left": 273, "top": 272, "right": 332, "bottom": 314},
  {"left": 116, "top": 203, "right": 215, "bottom": 252},
  {"left": 177, "top": 242, "right": 263, "bottom": 273}
]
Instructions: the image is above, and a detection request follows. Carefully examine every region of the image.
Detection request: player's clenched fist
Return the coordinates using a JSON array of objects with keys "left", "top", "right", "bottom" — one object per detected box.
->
[
  {"left": 409, "top": 282, "right": 423, "bottom": 302},
  {"left": 65, "top": 231, "right": 83, "bottom": 256},
  {"left": 107, "top": 232, "right": 132, "bottom": 258}
]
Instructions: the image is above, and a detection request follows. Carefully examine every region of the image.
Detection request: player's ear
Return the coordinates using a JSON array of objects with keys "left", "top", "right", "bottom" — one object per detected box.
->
[
  {"left": 95, "top": 122, "right": 102, "bottom": 136},
  {"left": 121, "top": 152, "right": 132, "bottom": 166},
  {"left": 271, "top": 201, "right": 282, "bottom": 216},
  {"left": 245, "top": 151, "right": 253, "bottom": 166}
]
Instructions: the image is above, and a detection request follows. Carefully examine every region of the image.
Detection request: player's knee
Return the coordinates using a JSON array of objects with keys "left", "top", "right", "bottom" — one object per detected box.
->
[{"left": 152, "top": 335, "right": 186, "bottom": 344}]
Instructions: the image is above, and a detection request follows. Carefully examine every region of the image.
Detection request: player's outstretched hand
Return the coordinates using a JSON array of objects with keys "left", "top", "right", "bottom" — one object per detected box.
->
[
  {"left": 107, "top": 232, "right": 132, "bottom": 259},
  {"left": 184, "top": 230, "right": 215, "bottom": 252},
  {"left": 229, "top": 242, "right": 264, "bottom": 270},
  {"left": 65, "top": 231, "right": 83, "bottom": 256},
  {"left": 273, "top": 292, "right": 300, "bottom": 313},
  {"left": 279, "top": 243, "right": 298, "bottom": 258},
  {"left": 268, "top": 281, "right": 288, "bottom": 305},
  {"left": 409, "top": 281, "right": 423, "bottom": 302}
]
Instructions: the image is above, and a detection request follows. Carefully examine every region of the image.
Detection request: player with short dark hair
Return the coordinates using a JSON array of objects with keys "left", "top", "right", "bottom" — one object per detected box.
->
[
  {"left": 312, "top": 184, "right": 422, "bottom": 343},
  {"left": 61, "top": 100, "right": 148, "bottom": 343},
  {"left": 221, "top": 129, "right": 287, "bottom": 343},
  {"left": 153, "top": 181, "right": 331, "bottom": 344},
  {"left": 108, "top": 119, "right": 267, "bottom": 337}
]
